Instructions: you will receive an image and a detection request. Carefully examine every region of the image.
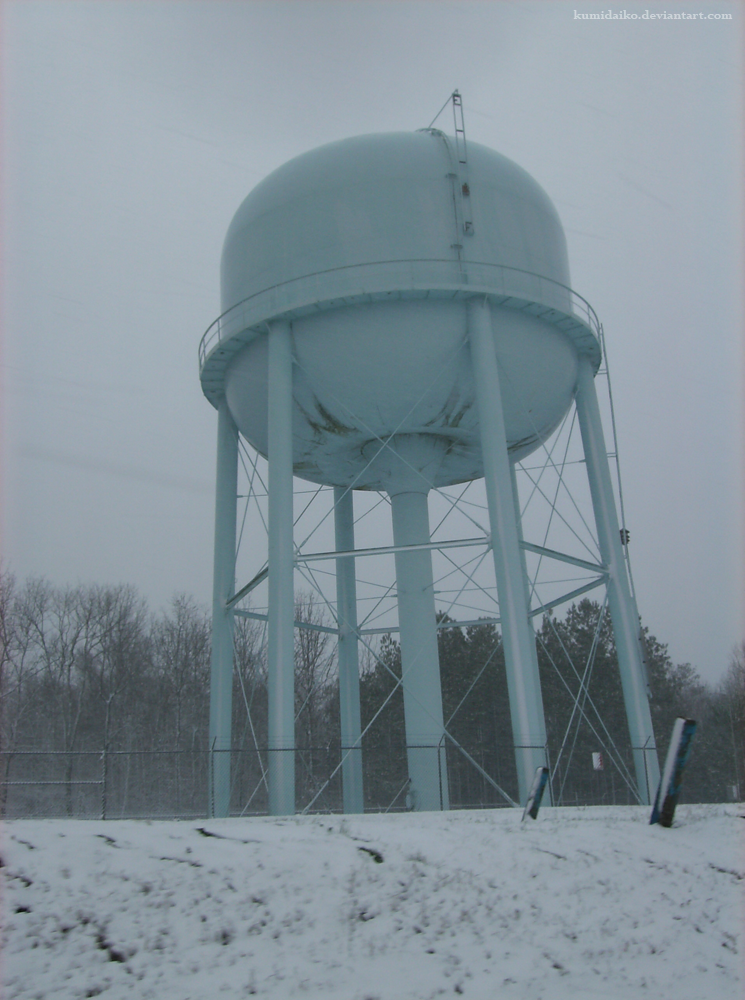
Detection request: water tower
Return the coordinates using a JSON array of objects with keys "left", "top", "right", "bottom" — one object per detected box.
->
[{"left": 200, "top": 99, "right": 660, "bottom": 816}]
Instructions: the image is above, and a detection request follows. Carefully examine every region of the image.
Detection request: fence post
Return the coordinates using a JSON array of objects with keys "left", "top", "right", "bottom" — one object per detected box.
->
[
  {"left": 544, "top": 742, "right": 554, "bottom": 806},
  {"left": 101, "top": 744, "right": 108, "bottom": 821},
  {"left": 210, "top": 738, "right": 216, "bottom": 819},
  {"left": 438, "top": 737, "right": 444, "bottom": 811}
]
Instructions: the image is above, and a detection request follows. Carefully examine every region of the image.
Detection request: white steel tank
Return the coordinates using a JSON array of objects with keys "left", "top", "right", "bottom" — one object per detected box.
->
[{"left": 200, "top": 130, "right": 601, "bottom": 487}]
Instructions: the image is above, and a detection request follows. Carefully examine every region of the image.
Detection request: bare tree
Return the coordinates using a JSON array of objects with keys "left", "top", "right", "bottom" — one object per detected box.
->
[
  {"left": 151, "top": 595, "right": 209, "bottom": 750},
  {"left": 82, "top": 585, "right": 150, "bottom": 746},
  {"left": 294, "top": 594, "right": 335, "bottom": 746},
  {"left": 229, "top": 614, "right": 268, "bottom": 811},
  {"left": 149, "top": 595, "right": 210, "bottom": 812},
  {"left": 720, "top": 642, "right": 745, "bottom": 800},
  {"left": 0, "top": 573, "right": 43, "bottom": 808},
  {"left": 293, "top": 594, "right": 336, "bottom": 805}
]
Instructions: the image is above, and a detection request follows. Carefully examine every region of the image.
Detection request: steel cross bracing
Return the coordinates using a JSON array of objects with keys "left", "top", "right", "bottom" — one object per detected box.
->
[
  {"left": 229, "top": 517, "right": 608, "bottom": 632},
  {"left": 216, "top": 228, "right": 648, "bottom": 813},
  {"left": 230, "top": 417, "right": 610, "bottom": 635},
  {"left": 229, "top": 341, "right": 610, "bottom": 635},
  {"left": 224, "top": 378, "right": 630, "bottom": 813},
  {"left": 233, "top": 362, "right": 598, "bottom": 600}
]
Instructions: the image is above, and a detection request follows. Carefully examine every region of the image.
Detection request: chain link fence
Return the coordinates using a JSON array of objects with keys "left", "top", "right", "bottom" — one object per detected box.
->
[{"left": 0, "top": 739, "right": 657, "bottom": 819}]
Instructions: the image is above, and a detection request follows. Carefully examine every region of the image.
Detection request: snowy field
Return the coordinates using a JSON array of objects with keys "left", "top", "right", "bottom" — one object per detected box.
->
[{"left": 1, "top": 805, "right": 742, "bottom": 1000}]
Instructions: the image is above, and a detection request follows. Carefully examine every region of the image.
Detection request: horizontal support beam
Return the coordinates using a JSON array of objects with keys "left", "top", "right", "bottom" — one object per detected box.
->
[
  {"left": 360, "top": 578, "right": 606, "bottom": 635},
  {"left": 520, "top": 541, "right": 606, "bottom": 575},
  {"left": 233, "top": 579, "right": 606, "bottom": 634},
  {"left": 359, "top": 615, "right": 501, "bottom": 636},
  {"left": 233, "top": 608, "right": 339, "bottom": 636},
  {"left": 2, "top": 779, "right": 103, "bottom": 786},
  {"left": 295, "top": 535, "right": 489, "bottom": 564},
  {"left": 295, "top": 537, "right": 602, "bottom": 572},
  {"left": 229, "top": 544, "right": 605, "bottom": 637},
  {"left": 226, "top": 566, "right": 269, "bottom": 609},
  {"left": 529, "top": 577, "right": 607, "bottom": 619},
  {"left": 228, "top": 542, "right": 602, "bottom": 612},
  {"left": 235, "top": 579, "right": 606, "bottom": 636},
  {"left": 437, "top": 616, "right": 499, "bottom": 630}
]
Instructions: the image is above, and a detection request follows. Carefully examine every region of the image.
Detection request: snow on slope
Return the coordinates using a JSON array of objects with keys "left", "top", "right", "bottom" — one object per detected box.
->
[{"left": 1, "top": 805, "right": 742, "bottom": 1000}]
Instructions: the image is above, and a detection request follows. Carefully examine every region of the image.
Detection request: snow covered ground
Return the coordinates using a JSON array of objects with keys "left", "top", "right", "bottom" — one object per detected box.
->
[{"left": 1, "top": 805, "right": 742, "bottom": 1000}]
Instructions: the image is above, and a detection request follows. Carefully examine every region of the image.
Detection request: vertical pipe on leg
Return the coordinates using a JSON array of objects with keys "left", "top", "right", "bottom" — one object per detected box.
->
[
  {"left": 574, "top": 355, "right": 660, "bottom": 803},
  {"left": 208, "top": 399, "right": 238, "bottom": 818},
  {"left": 390, "top": 488, "right": 449, "bottom": 811},
  {"left": 467, "top": 297, "right": 548, "bottom": 806},
  {"left": 267, "top": 319, "right": 296, "bottom": 815},
  {"left": 334, "top": 488, "right": 364, "bottom": 813}
]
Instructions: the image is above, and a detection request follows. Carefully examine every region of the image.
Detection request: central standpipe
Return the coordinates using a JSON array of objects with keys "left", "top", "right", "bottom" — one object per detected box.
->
[
  {"left": 383, "top": 438, "right": 449, "bottom": 811},
  {"left": 267, "top": 319, "right": 296, "bottom": 815},
  {"left": 468, "top": 298, "right": 549, "bottom": 805},
  {"left": 574, "top": 356, "right": 660, "bottom": 803},
  {"left": 334, "top": 488, "right": 364, "bottom": 813}
]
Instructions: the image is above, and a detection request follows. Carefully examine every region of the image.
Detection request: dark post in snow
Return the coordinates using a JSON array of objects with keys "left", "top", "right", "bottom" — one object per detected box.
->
[{"left": 650, "top": 718, "right": 697, "bottom": 827}]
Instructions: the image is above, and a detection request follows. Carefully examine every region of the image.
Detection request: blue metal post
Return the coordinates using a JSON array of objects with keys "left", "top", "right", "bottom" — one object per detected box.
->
[
  {"left": 574, "top": 355, "right": 660, "bottom": 803},
  {"left": 468, "top": 297, "right": 549, "bottom": 806},
  {"left": 267, "top": 319, "right": 296, "bottom": 815},
  {"left": 208, "top": 399, "right": 238, "bottom": 818},
  {"left": 390, "top": 487, "right": 449, "bottom": 811},
  {"left": 334, "top": 488, "right": 364, "bottom": 813}
]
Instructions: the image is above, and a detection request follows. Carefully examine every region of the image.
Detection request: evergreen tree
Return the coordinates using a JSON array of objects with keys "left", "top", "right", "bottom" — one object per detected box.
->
[
  {"left": 359, "top": 633, "right": 407, "bottom": 809},
  {"left": 438, "top": 618, "right": 517, "bottom": 806},
  {"left": 1, "top": 571, "right": 741, "bottom": 816}
]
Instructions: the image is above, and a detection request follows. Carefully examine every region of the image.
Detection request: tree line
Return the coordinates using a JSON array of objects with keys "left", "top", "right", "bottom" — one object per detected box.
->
[{"left": 1, "top": 573, "right": 742, "bottom": 816}]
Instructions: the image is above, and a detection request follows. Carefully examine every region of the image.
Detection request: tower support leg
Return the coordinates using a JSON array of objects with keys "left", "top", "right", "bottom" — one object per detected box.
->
[
  {"left": 334, "top": 488, "right": 364, "bottom": 813},
  {"left": 467, "top": 297, "right": 549, "bottom": 806},
  {"left": 267, "top": 319, "right": 296, "bottom": 815},
  {"left": 208, "top": 399, "right": 238, "bottom": 818},
  {"left": 509, "top": 460, "right": 552, "bottom": 803},
  {"left": 574, "top": 355, "right": 660, "bottom": 803},
  {"left": 389, "top": 489, "right": 449, "bottom": 811}
]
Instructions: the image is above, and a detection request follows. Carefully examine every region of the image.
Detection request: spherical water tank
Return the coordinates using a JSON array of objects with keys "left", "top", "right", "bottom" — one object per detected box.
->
[{"left": 199, "top": 130, "right": 601, "bottom": 489}]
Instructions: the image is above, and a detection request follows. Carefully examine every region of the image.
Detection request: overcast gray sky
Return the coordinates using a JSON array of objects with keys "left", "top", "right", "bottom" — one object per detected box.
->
[{"left": 1, "top": 0, "right": 742, "bottom": 684}]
